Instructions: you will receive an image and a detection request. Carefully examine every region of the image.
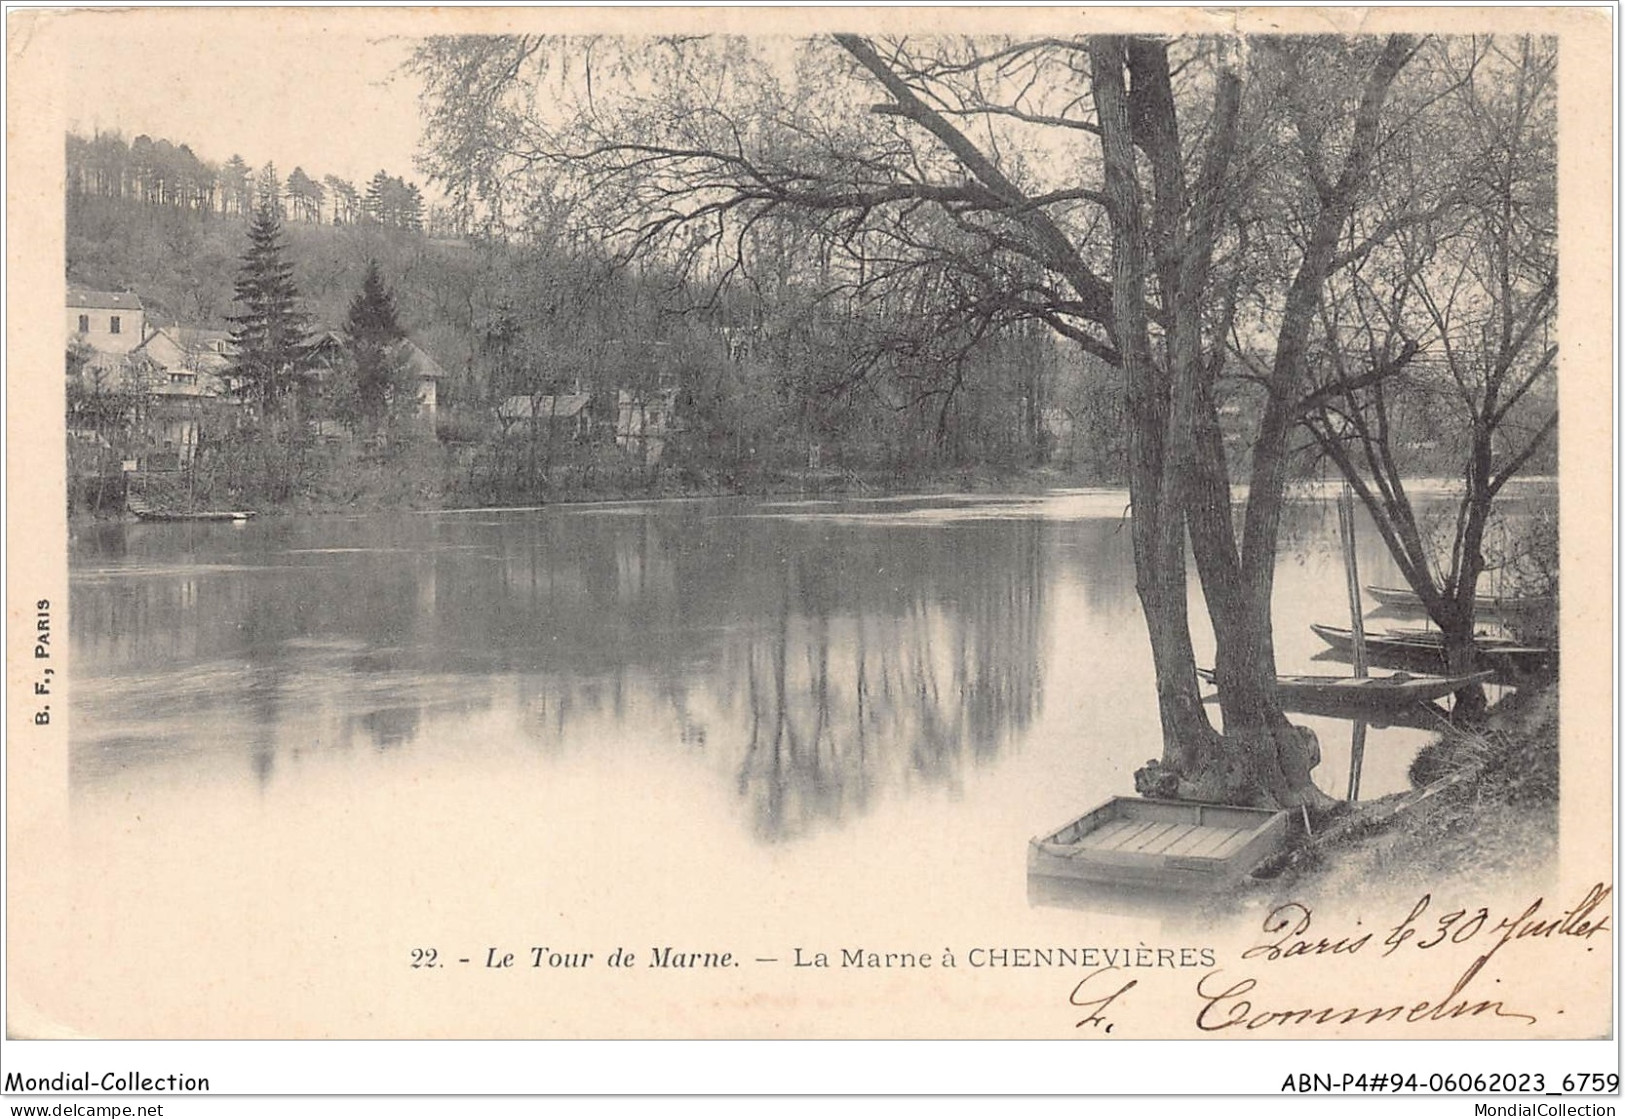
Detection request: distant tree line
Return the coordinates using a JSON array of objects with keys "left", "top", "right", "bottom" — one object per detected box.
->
[
  {"left": 68, "top": 178, "right": 1090, "bottom": 494},
  {"left": 70, "top": 204, "right": 1085, "bottom": 518},
  {"left": 66, "top": 130, "right": 431, "bottom": 232}
]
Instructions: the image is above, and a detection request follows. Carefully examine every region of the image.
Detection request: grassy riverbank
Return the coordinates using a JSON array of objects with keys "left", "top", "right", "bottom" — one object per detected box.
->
[
  {"left": 77, "top": 450, "right": 1097, "bottom": 521},
  {"left": 1251, "top": 683, "right": 1560, "bottom": 902}
]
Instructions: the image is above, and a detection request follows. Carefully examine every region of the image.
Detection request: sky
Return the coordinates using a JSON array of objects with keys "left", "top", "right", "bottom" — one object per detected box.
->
[{"left": 49, "top": 9, "right": 429, "bottom": 190}]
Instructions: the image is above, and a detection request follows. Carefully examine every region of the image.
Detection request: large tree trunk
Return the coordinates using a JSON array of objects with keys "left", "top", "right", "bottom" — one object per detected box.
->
[
  {"left": 1089, "top": 40, "right": 1223, "bottom": 793},
  {"left": 1443, "top": 428, "right": 1496, "bottom": 718},
  {"left": 1096, "top": 37, "right": 1326, "bottom": 808},
  {"left": 1228, "top": 36, "right": 1416, "bottom": 804}
]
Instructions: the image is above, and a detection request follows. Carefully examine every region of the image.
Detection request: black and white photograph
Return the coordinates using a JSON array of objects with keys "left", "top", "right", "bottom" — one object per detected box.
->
[{"left": 4, "top": 3, "right": 1615, "bottom": 1106}]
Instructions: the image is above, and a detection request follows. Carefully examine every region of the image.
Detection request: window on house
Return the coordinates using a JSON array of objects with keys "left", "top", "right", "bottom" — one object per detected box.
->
[
  {"left": 110, "top": 316, "right": 122, "bottom": 334},
  {"left": 77, "top": 314, "right": 90, "bottom": 333}
]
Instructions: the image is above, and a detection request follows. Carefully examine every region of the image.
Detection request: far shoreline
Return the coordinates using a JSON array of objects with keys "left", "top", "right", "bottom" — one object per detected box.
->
[{"left": 71, "top": 468, "right": 1558, "bottom": 526}]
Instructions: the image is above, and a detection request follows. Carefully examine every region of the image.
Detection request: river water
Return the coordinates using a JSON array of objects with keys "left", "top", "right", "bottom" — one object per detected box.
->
[
  {"left": 67, "top": 490, "right": 1455, "bottom": 814},
  {"left": 42, "top": 487, "right": 1540, "bottom": 1037}
]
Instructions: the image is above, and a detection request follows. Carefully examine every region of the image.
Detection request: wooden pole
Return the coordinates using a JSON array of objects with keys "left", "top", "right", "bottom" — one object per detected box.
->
[
  {"left": 1347, "top": 720, "right": 1369, "bottom": 802},
  {"left": 1339, "top": 486, "right": 1369, "bottom": 800},
  {"left": 1338, "top": 486, "right": 1368, "bottom": 678}
]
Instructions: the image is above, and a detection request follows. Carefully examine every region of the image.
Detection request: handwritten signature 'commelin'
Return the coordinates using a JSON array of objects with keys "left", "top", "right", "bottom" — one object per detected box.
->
[{"left": 1193, "top": 883, "right": 1611, "bottom": 1032}]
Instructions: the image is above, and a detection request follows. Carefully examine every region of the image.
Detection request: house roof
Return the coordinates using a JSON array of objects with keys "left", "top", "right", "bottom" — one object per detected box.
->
[
  {"left": 76, "top": 328, "right": 238, "bottom": 400},
  {"left": 310, "top": 329, "right": 346, "bottom": 354},
  {"left": 392, "top": 339, "right": 446, "bottom": 382},
  {"left": 132, "top": 327, "right": 234, "bottom": 374},
  {"left": 68, "top": 288, "right": 144, "bottom": 311},
  {"left": 176, "top": 327, "right": 234, "bottom": 353},
  {"left": 498, "top": 393, "right": 591, "bottom": 420},
  {"left": 310, "top": 331, "right": 444, "bottom": 382}
]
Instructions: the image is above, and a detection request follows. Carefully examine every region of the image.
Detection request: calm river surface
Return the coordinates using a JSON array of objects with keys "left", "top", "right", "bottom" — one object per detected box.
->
[
  {"left": 70, "top": 489, "right": 1449, "bottom": 819},
  {"left": 48, "top": 487, "right": 1543, "bottom": 1036}
]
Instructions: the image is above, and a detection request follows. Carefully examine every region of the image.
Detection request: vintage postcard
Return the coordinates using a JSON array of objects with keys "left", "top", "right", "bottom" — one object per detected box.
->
[{"left": 4, "top": 3, "right": 1615, "bottom": 1100}]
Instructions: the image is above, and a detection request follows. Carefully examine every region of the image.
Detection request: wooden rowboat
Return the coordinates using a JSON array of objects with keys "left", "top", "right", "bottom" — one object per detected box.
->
[
  {"left": 1310, "top": 623, "right": 1555, "bottom": 678},
  {"left": 1376, "top": 626, "right": 1517, "bottom": 646},
  {"left": 1276, "top": 695, "right": 1453, "bottom": 732},
  {"left": 131, "top": 508, "right": 256, "bottom": 523},
  {"left": 1196, "top": 667, "right": 1494, "bottom": 707},
  {"left": 1366, "top": 584, "right": 1554, "bottom": 618},
  {"left": 1029, "top": 797, "right": 1288, "bottom": 892}
]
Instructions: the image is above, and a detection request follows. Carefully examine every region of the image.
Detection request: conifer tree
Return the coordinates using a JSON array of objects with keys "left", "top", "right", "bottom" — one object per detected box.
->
[
  {"left": 227, "top": 203, "right": 312, "bottom": 422},
  {"left": 285, "top": 166, "right": 324, "bottom": 223},
  {"left": 343, "top": 260, "right": 412, "bottom": 431},
  {"left": 323, "top": 174, "right": 358, "bottom": 223},
  {"left": 400, "top": 183, "right": 425, "bottom": 231},
  {"left": 221, "top": 154, "right": 252, "bottom": 215},
  {"left": 364, "top": 170, "right": 392, "bottom": 224},
  {"left": 255, "top": 161, "right": 282, "bottom": 215}
]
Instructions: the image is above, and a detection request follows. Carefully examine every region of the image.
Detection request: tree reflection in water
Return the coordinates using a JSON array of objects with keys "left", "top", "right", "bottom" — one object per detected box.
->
[
  {"left": 730, "top": 520, "right": 1046, "bottom": 840},
  {"left": 69, "top": 503, "right": 1049, "bottom": 839}
]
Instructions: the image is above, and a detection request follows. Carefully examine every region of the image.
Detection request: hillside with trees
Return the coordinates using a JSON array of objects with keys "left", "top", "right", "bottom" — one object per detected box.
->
[{"left": 68, "top": 127, "right": 1104, "bottom": 512}]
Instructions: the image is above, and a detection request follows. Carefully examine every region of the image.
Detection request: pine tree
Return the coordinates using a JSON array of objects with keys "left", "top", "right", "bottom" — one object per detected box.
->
[
  {"left": 221, "top": 155, "right": 252, "bottom": 215},
  {"left": 227, "top": 203, "right": 312, "bottom": 423},
  {"left": 400, "top": 182, "right": 425, "bottom": 231},
  {"left": 255, "top": 161, "right": 282, "bottom": 216},
  {"left": 323, "top": 174, "right": 358, "bottom": 223},
  {"left": 285, "top": 166, "right": 323, "bottom": 223},
  {"left": 364, "top": 170, "right": 392, "bottom": 224},
  {"left": 343, "top": 260, "right": 412, "bottom": 432}
]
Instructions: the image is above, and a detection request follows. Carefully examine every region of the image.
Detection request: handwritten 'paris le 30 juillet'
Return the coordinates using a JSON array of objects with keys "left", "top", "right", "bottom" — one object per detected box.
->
[{"left": 1068, "top": 883, "right": 1611, "bottom": 1034}]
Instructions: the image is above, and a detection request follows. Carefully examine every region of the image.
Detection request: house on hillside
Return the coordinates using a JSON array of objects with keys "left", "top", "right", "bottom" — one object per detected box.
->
[
  {"left": 135, "top": 326, "right": 234, "bottom": 385},
  {"left": 615, "top": 388, "right": 678, "bottom": 467},
  {"left": 1039, "top": 406, "right": 1077, "bottom": 462},
  {"left": 127, "top": 326, "right": 241, "bottom": 465},
  {"left": 393, "top": 339, "right": 442, "bottom": 419},
  {"left": 491, "top": 386, "right": 679, "bottom": 466},
  {"left": 308, "top": 330, "right": 444, "bottom": 431},
  {"left": 68, "top": 288, "right": 146, "bottom": 355},
  {"left": 66, "top": 289, "right": 242, "bottom": 469},
  {"left": 496, "top": 392, "right": 593, "bottom": 441}
]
